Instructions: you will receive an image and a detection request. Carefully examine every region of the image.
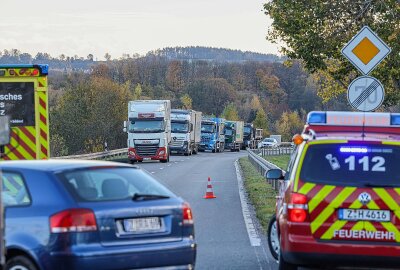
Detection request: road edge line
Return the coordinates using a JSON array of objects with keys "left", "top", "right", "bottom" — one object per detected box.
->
[{"left": 234, "top": 159, "right": 261, "bottom": 247}]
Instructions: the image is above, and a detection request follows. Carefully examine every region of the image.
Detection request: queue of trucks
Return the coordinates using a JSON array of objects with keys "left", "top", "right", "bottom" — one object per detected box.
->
[{"left": 123, "top": 100, "right": 267, "bottom": 163}]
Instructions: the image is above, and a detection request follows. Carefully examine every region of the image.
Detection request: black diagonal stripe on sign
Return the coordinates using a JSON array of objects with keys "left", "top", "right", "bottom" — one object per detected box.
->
[
  {"left": 352, "top": 81, "right": 379, "bottom": 107},
  {"left": 351, "top": 81, "right": 380, "bottom": 108}
]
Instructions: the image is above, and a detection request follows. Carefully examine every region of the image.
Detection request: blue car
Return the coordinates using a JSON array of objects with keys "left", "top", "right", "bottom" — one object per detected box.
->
[{"left": 1, "top": 160, "right": 196, "bottom": 270}]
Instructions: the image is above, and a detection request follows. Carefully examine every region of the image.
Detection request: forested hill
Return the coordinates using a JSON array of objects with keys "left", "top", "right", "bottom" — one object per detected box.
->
[
  {"left": 147, "top": 47, "right": 282, "bottom": 62},
  {"left": 0, "top": 47, "right": 282, "bottom": 71}
]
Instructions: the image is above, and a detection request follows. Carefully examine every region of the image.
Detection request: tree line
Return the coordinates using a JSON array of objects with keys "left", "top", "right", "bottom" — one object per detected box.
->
[{"left": 48, "top": 52, "right": 342, "bottom": 156}]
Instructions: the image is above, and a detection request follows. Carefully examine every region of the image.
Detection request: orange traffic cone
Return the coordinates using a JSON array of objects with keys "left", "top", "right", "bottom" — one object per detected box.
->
[{"left": 203, "top": 177, "right": 216, "bottom": 199}]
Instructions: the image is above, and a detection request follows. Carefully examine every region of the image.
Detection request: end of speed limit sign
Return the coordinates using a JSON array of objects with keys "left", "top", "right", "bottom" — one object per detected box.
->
[{"left": 347, "top": 76, "right": 384, "bottom": 112}]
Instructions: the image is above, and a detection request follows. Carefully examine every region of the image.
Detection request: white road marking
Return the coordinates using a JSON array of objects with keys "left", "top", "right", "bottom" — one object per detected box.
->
[
  {"left": 151, "top": 172, "right": 156, "bottom": 174},
  {"left": 167, "top": 164, "right": 172, "bottom": 167},
  {"left": 159, "top": 167, "right": 164, "bottom": 170},
  {"left": 234, "top": 160, "right": 261, "bottom": 247}
]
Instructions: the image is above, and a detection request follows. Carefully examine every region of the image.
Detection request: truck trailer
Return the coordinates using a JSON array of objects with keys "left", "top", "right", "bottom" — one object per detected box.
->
[
  {"left": 224, "top": 120, "right": 244, "bottom": 151},
  {"left": 199, "top": 117, "right": 225, "bottom": 153},
  {"left": 124, "top": 100, "right": 171, "bottom": 163},
  {"left": 170, "top": 109, "right": 202, "bottom": 155},
  {"left": 242, "top": 123, "right": 263, "bottom": 149}
]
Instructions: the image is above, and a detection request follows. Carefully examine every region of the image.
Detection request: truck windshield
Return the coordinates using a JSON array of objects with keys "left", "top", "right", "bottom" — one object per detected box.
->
[
  {"left": 129, "top": 120, "right": 164, "bottom": 133},
  {"left": 171, "top": 121, "right": 189, "bottom": 133},
  {"left": 225, "top": 129, "right": 233, "bottom": 136},
  {"left": 244, "top": 127, "right": 251, "bottom": 134},
  {"left": 300, "top": 143, "right": 400, "bottom": 186},
  {"left": 201, "top": 124, "right": 215, "bottom": 133}
]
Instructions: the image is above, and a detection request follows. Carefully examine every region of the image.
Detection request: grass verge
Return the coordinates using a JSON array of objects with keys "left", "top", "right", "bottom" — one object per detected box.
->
[
  {"left": 262, "top": 155, "right": 291, "bottom": 169},
  {"left": 239, "top": 157, "right": 277, "bottom": 232}
]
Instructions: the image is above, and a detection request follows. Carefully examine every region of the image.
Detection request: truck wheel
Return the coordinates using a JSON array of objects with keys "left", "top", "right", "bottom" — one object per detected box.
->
[{"left": 6, "top": 255, "right": 38, "bottom": 270}]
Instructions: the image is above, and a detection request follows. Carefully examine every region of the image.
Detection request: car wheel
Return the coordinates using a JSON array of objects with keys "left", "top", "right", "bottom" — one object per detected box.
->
[
  {"left": 6, "top": 255, "right": 38, "bottom": 270},
  {"left": 267, "top": 215, "right": 280, "bottom": 260},
  {"left": 278, "top": 249, "right": 297, "bottom": 270},
  {"left": 129, "top": 159, "right": 136, "bottom": 164}
]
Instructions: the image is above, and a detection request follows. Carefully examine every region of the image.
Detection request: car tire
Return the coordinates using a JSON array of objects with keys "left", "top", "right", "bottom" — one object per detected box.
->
[
  {"left": 6, "top": 255, "right": 38, "bottom": 270},
  {"left": 267, "top": 215, "right": 280, "bottom": 260},
  {"left": 278, "top": 251, "right": 297, "bottom": 270},
  {"left": 129, "top": 159, "right": 136, "bottom": 164}
]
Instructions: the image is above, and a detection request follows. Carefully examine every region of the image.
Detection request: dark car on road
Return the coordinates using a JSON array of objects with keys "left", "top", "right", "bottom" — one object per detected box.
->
[{"left": 1, "top": 160, "right": 196, "bottom": 270}]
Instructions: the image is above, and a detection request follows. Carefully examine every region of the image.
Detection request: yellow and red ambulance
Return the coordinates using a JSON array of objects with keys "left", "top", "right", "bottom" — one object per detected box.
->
[
  {"left": 267, "top": 111, "right": 400, "bottom": 269},
  {"left": 0, "top": 65, "right": 49, "bottom": 160}
]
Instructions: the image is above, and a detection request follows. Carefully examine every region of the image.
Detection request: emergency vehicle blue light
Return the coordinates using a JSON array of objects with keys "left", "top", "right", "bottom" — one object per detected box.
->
[
  {"left": 339, "top": 147, "right": 368, "bottom": 153},
  {"left": 307, "top": 112, "right": 326, "bottom": 124},
  {"left": 390, "top": 114, "right": 400, "bottom": 125}
]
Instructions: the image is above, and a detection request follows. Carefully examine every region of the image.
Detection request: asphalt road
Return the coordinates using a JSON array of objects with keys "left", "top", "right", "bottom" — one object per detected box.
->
[{"left": 134, "top": 151, "right": 278, "bottom": 270}]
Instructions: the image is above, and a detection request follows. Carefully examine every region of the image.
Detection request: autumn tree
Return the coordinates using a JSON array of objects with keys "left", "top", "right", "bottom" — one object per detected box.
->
[
  {"left": 180, "top": 94, "right": 192, "bottom": 109},
  {"left": 253, "top": 108, "right": 269, "bottom": 136},
  {"left": 275, "top": 111, "right": 304, "bottom": 141},
  {"left": 187, "top": 78, "right": 237, "bottom": 116},
  {"left": 166, "top": 61, "right": 184, "bottom": 92},
  {"left": 264, "top": 0, "right": 400, "bottom": 106},
  {"left": 221, "top": 103, "right": 240, "bottom": 121},
  {"left": 50, "top": 77, "right": 133, "bottom": 154}
]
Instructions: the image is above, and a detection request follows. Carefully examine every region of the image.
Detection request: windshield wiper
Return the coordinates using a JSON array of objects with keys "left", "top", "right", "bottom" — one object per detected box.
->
[
  {"left": 132, "top": 193, "right": 170, "bottom": 201},
  {"left": 363, "top": 182, "right": 399, "bottom": 188}
]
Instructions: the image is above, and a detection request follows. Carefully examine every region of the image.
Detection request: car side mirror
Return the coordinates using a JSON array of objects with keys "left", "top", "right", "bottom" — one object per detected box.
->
[
  {"left": 0, "top": 116, "right": 10, "bottom": 145},
  {"left": 265, "top": 169, "right": 284, "bottom": 180}
]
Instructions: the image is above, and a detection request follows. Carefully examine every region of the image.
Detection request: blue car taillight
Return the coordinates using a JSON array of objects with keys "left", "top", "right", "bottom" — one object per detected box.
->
[
  {"left": 50, "top": 208, "right": 98, "bottom": 233},
  {"left": 182, "top": 202, "right": 194, "bottom": 225}
]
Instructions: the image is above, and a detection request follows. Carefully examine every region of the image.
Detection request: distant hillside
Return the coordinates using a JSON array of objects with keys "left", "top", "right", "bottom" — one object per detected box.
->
[
  {"left": 0, "top": 47, "right": 282, "bottom": 71},
  {"left": 147, "top": 46, "right": 282, "bottom": 62}
]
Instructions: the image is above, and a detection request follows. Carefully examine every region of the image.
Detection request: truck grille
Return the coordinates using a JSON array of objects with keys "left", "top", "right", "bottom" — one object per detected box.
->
[
  {"left": 136, "top": 143, "right": 159, "bottom": 156},
  {"left": 201, "top": 135, "right": 211, "bottom": 144},
  {"left": 171, "top": 138, "right": 184, "bottom": 147}
]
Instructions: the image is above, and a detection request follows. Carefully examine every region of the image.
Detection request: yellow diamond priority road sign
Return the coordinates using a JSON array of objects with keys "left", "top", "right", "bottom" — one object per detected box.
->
[{"left": 342, "top": 26, "right": 391, "bottom": 75}]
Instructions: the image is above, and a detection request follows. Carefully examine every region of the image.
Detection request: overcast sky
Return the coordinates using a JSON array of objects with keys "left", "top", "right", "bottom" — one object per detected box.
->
[{"left": 1, "top": 0, "right": 280, "bottom": 60}]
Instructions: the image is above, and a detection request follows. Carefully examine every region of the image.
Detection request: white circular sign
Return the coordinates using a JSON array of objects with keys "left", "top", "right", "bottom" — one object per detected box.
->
[{"left": 347, "top": 76, "right": 384, "bottom": 112}]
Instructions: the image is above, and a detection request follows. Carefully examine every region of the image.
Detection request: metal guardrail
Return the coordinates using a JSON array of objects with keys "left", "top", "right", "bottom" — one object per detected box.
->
[
  {"left": 252, "top": 146, "right": 293, "bottom": 156},
  {"left": 53, "top": 148, "right": 127, "bottom": 160},
  {"left": 247, "top": 149, "right": 285, "bottom": 191}
]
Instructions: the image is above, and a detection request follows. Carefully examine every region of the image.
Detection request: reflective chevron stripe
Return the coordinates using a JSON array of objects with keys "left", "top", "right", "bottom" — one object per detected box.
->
[
  {"left": 37, "top": 91, "right": 49, "bottom": 159},
  {"left": 311, "top": 187, "right": 356, "bottom": 234}
]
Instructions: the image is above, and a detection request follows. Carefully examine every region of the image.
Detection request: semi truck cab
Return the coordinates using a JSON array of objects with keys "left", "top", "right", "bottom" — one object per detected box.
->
[
  {"left": 124, "top": 100, "right": 171, "bottom": 163},
  {"left": 170, "top": 109, "right": 202, "bottom": 156},
  {"left": 199, "top": 118, "right": 225, "bottom": 153}
]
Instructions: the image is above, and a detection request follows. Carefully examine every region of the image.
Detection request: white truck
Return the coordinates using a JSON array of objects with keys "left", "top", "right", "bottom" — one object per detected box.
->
[
  {"left": 170, "top": 109, "right": 202, "bottom": 156},
  {"left": 124, "top": 100, "right": 171, "bottom": 163}
]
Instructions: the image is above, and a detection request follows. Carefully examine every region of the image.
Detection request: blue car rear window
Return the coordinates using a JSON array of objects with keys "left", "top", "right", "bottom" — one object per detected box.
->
[
  {"left": 300, "top": 143, "right": 400, "bottom": 186},
  {"left": 57, "top": 167, "right": 173, "bottom": 202}
]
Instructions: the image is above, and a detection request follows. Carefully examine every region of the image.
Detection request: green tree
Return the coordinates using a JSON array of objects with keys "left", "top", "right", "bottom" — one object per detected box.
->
[
  {"left": 275, "top": 111, "right": 304, "bottom": 141},
  {"left": 180, "top": 94, "right": 192, "bottom": 109},
  {"left": 51, "top": 77, "right": 133, "bottom": 154},
  {"left": 253, "top": 108, "right": 269, "bottom": 136},
  {"left": 50, "top": 133, "right": 68, "bottom": 157},
  {"left": 264, "top": 1, "right": 400, "bottom": 106},
  {"left": 221, "top": 103, "right": 240, "bottom": 121},
  {"left": 133, "top": 83, "right": 142, "bottom": 99}
]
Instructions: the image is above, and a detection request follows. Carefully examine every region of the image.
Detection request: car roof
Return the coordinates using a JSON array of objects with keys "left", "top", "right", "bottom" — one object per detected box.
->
[{"left": 0, "top": 159, "right": 137, "bottom": 173}]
